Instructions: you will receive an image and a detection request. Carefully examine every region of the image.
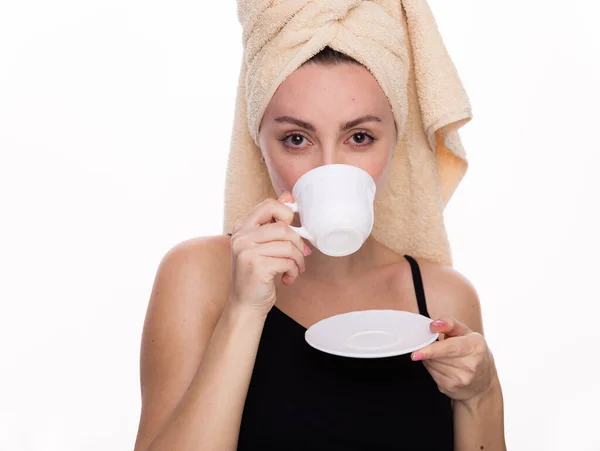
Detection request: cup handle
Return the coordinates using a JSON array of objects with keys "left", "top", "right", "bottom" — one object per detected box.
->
[{"left": 283, "top": 202, "right": 315, "bottom": 243}]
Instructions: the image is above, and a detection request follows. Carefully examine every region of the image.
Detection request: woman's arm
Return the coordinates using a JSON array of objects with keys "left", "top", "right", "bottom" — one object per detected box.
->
[
  {"left": 145, "top": 303, "right": 266, "bottom": 451},
  {"left": 448, "top": 271, "right": 506, "bottom": 450},
  {"left": 134, "top": 194, "right": 307, "bottom": 451},
  {"left": 133, "top": 237, "right": 267, "bottom": 451},
  {"left": 453, "top": 373, "right": 505, "bottom": 450},
  {"left": 417, "top": 264, "right": 507, "bottom": 451}
]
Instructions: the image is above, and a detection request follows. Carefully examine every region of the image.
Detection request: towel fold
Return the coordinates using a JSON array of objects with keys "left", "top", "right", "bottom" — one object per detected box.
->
[{"left": 224, "top": 0, "right": 472, "bottom": 266}]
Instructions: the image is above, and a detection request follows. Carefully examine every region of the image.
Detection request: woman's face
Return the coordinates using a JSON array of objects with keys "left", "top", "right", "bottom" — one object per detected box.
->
[{"left": 258, "top": 62, "right": 397, "bottom": 199}]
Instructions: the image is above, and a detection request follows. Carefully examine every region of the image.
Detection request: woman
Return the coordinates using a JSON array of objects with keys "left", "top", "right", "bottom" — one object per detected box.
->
[
  {"left": 133, "top": 46, "right": 505, "bottom": 451},
  {"left": 134, "top": 5, "right": 506, "bottom": 451}
]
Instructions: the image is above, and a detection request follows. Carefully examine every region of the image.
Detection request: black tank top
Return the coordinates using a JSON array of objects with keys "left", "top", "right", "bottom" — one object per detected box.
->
[{"left": 236, "top": 253, "right": 454, "bottom": 450}]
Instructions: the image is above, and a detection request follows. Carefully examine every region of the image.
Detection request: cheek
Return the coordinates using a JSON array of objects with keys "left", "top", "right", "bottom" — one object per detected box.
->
[
  {"left": 372, "top": 175, "right": 387, "bottom": 201},
  {"left": 373, "top": 172, "right": 389, "bottom": 201},
  {"left": 264, "top": 157, "right": 307, "bottom": 196},
  {"left": 365, "top": 150, "right": 393, "bottom": 194}
]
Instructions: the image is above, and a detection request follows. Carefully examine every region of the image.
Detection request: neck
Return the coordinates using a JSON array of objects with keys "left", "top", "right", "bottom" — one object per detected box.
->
[{"left": 302, "top": 236, "right": 398, "bottom": 282}]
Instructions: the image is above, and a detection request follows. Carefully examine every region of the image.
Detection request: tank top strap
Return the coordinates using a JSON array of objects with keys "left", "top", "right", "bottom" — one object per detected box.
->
[{"left": 403, "top": 255, "right": 430, "bottom": 318}]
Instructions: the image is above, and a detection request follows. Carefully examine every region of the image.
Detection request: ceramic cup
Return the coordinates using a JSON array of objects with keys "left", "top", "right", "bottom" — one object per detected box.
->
[{"left": 283, "top": 164, "right": 377, "bottom": 257}]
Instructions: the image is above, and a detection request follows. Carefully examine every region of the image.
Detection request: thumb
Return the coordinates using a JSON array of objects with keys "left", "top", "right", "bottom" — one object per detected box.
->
[
  {"left": 278, "top": 191, "right": 294, "bottom": 204},
  {"left": 430, "top": 316, "right": 471, "bottom": 338}
]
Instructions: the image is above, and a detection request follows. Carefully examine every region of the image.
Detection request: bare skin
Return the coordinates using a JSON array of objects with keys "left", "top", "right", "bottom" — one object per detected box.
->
[{"left": 133, "top": 62, "right": 505, "bottom": 451}]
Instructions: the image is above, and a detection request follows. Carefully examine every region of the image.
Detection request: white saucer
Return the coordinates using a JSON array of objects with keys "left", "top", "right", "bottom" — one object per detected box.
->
[{"left": 304, "top": 309, "right": 439, "bottom": 358}]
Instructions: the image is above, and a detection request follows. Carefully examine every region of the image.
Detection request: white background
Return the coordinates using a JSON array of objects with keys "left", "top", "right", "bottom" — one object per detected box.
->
[{"left": 1, "top": 1, "right": 599, "bottom": 450}]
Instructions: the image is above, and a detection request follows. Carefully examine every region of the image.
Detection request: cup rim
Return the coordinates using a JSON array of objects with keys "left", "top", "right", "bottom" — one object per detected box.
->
[{"left": 292, "top": 164, "right": 375, "bottom": 198}]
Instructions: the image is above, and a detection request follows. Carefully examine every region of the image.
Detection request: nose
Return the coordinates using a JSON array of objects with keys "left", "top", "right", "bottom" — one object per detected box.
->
[{"left": 319, "top": 142, "right": 349, "bottom": 166}]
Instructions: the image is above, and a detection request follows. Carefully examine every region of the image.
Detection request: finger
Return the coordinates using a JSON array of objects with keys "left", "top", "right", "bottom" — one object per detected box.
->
[
  {"left": 278, "top": 190, "right": 294, "bottom": 204},
  {"left": 424, "top": 356, "right": 465, "bottom": 370},
  {"left": 411, "top": 336, "right": 471, "bottom": 361},
  {"left": 257, "top": 240, "right": 306, "bottom": 274},
  {"left": 429, "top": 316, "right": 471, "bottom": 338},
  {"left": 262, "top": 254, "right": 300, "bottom": 285},
  {"left": 422, "top": 361, "right": 454, "bottom": 393},
  {"left": 423, "top": 357, "right": 463, "bottom": 372},
  {"left": 423, "top": 360, "right": 454, "bottom": 381},
  {"left": 237, "top": 195, "right": 295, "bottom": 230},
  {"left": 255, "top": 255, "right": 300, "bottom": 284},
  {"left": 250, "top": 221, "right": 310, "bottom": 257}
]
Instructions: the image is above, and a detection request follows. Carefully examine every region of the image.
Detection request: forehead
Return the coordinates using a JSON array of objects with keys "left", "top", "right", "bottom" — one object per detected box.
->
[{"left": 263, "top": 63, "right": 393, "bottom": 121}]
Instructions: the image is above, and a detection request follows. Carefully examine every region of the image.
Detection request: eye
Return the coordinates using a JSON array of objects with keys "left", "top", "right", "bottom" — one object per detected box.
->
[
  {"left": 280, "top": 133, "right": 311, "bottom": 149},
  {"left": 347, "top": 132, "right": 376, "bottom": 146}
]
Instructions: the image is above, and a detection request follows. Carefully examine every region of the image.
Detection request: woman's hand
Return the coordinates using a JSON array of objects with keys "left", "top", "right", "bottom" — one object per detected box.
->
[
  {"left": 228, "top": 191, "right": 311, "bottom": 317},
  {"left": 411, "top": 317, "right": 498, "bottom": 402}
]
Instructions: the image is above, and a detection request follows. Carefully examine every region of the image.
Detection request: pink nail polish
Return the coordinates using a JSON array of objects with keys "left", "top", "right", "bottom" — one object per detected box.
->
[
  {"left": 412, "top": 353, "right": 423, "bottom": 361},
  {"left": 431, "top": 320, "right": 444, "bottom": 328},
  {"left": 304, "top": 243, "right": 312, "bottom": 255}
]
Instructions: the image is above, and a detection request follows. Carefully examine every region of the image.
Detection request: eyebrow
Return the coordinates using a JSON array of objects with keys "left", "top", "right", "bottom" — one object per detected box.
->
[{"left": 274, "top": 115, "right": 382, "bottom": 132}]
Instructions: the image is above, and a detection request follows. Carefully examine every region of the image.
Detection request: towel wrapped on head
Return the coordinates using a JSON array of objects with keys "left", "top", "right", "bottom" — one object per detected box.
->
[{"left": 224, "top": 0, "right": 473, "bottom": 266}]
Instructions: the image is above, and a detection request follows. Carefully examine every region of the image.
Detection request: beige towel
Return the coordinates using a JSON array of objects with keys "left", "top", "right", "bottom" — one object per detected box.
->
[{"left": 223, "top": 0, "right": 472, "bottom": 266}]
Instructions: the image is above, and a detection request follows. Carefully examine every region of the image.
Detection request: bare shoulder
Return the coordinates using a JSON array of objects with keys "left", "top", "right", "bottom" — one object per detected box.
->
[
  {"left": 134, "top": 235, "right": 232, "bottom": 451},
  {"left": 414, "top": 257, "right": 484, "bottom": 335},
  {"left": 155, "top": 235, "right": 232, "bottom": 307},
  {"left": 146, "top": 235, "right": 233, "bottom": 327}
]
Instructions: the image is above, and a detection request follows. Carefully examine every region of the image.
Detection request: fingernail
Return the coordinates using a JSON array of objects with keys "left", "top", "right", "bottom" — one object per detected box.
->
[
  {"left": 304, "top": 243, "right": 312, "bottom": 255},
  {"left": 412, "top": 353, "right": 423, "bottom": 361},
  {"left": 431, "top": 320, "right": 444, "bottom": 328}
]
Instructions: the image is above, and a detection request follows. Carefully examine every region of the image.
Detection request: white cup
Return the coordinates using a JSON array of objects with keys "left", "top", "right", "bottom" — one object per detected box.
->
[{"left": 283, "top": 164, "right": 377, "bottom": 257}]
